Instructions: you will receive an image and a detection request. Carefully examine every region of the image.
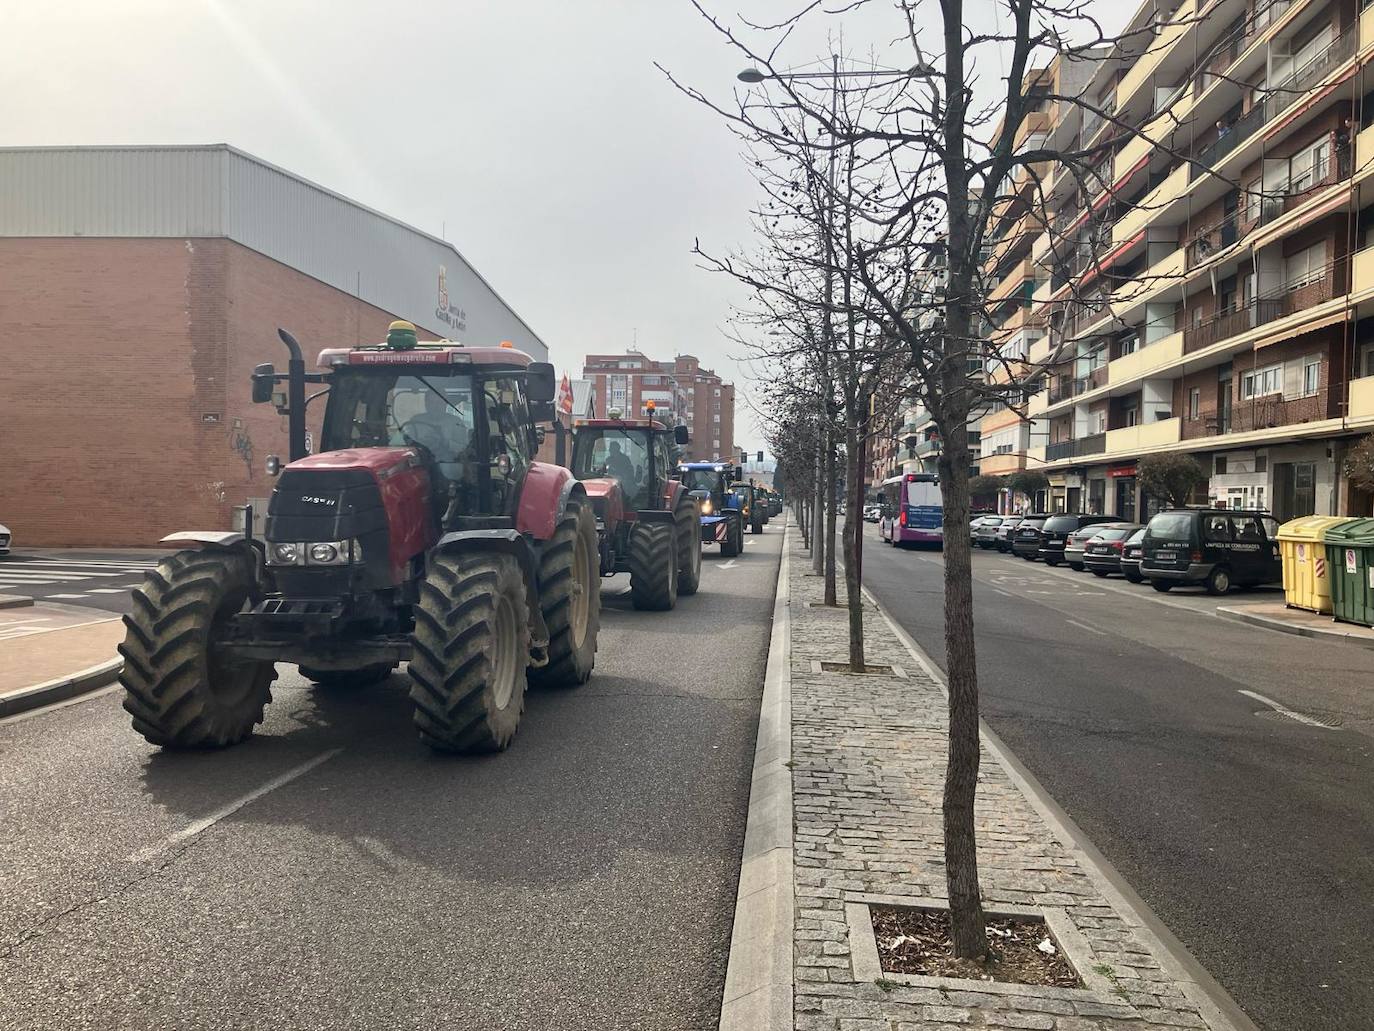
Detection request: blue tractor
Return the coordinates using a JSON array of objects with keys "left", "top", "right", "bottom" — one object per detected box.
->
[{"left": 675, "top": 462, "right": 746, "bottom": 557}]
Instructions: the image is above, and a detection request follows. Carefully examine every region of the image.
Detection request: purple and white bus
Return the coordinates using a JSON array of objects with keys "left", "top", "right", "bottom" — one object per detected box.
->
[{"left": 878, "top": 473, "right": 944, "bottom": 548}]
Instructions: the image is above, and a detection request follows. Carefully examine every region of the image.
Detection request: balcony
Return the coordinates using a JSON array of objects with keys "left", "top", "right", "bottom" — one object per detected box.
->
[
  {"left": 1046, "top": 439, "right": 1076, "bottom": 461},
  {"left": 1185, "top": 146, "right": 1350, "bottom": 270},
  {"left": 1182, "top": 260, "right": 1346, "bottom": 356},
  {"left": 1348, "top": 375, "right": 1374, "bottom": 420},
  {"left": 1114, "top": 0, "right": 1196, "bottom": 116},
  {"left": 989, "top": 258, "right": 1035, "bottom": 303},
  {"left": 1181, "top": 389, "right": 1336, "bottom": 440},
  {"left": 1190, "top": 27, "right": 1357, "bottom": 182},
  {"left": 1104, "top": 417, "right": 1182, "bottom": 454},
  {"left": 1109, "top": 331, "right": 1185, "bottom": 386}
]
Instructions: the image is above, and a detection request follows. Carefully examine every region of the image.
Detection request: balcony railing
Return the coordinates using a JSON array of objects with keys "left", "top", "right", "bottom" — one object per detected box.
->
[
  {"left": 1187, "top": 146, "right": 1350, "bottom": 268},
  {"left": 1190, "top": 27, "right": 1356, "bottom": 181},
  {"left": 1042, "top": 433, "right": 1107, "bottom": 461},
  {"left": 1182, "top": 260, "right": 1347, "bottom": 355},
  {"left": 1181, "top": 388, "right": 1333, "bottom": 440},
  {"left": 1193, "top": 0, "right": 1291, "bottom": 95}
]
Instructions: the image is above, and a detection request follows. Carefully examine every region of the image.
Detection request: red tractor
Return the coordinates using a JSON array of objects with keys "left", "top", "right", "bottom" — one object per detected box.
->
[
  {"left": 118, "top": 321, "right": 601, "bottom": 754},
  {"left": 569, "top": 412, "right": 702, "bottom": 610}
]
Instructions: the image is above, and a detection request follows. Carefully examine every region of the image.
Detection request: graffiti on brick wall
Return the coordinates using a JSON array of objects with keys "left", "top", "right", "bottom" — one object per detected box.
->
[{"left": 230, "top": 418, "right": 254, "bottom": 477}]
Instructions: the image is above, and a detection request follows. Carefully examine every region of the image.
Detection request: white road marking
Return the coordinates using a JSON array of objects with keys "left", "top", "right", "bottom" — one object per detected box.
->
[
  {"left": 83, "top": 588, "right": 131, "bottom": 595},
  {"left": 1238, "top": 690, "right": 1339, "bottom": 730},
  {"left": 1064, "top": 618, "right": 1107, "bottom": 636},
  {"left": 0, "top": 570, "right": 121, "bottom": 581},
  {"left": 128, "top": 748, "right": 343, "bottom": 863},
  {"left": 719, "top": 560, "right": 738, "bottom": 570},
  {"left": 45, "top": 594, "right": 88, "bottom": 600},
  {"left": 991, "top": 588, "right": 1014, "bottom": 599}
]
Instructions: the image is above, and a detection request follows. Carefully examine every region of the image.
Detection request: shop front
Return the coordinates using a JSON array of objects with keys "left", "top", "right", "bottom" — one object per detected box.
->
[{"left": 1109, "top": 463, "right": 1138, "bottom": 522}]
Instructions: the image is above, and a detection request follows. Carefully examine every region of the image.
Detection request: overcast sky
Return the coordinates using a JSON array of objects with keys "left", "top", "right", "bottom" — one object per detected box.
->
[{"left": 1, "top": 0, "right": 1120, "bottom": 454}]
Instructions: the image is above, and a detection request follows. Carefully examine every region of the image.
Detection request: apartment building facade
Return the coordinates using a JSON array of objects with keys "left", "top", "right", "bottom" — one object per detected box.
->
[
  {"left": 581, "top": 350, "right": 735, "bottom": 462},
  {"left": 979, "top": 0, "right": 1374, "bottom": 520}
]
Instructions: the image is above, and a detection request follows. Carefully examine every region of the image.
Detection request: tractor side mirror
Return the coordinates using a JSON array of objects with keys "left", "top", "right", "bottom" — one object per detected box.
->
[
  {"left": 251, "top": 363, "right": 276, "bottom": 404},
  {"left": 674, "top": 425, "right": 690, "bottom": 445},
  {"left": 527, "top": 362, "right": 556, "bottom": 404},
  {"left": 530, "top": 400, "right": 556, "bottom": 424}
]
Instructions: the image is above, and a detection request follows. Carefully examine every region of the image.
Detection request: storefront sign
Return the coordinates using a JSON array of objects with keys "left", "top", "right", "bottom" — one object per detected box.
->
[{"left": 1107, "top": 464, "right": 1137, "bottom": 478}]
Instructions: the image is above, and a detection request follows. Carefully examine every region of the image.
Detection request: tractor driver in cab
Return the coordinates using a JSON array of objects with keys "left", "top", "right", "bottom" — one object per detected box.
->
[
  {"left": 605, "top": 440, "right": 636, "bottom": 485},
  {"left": 396, "top": 382, "right": 477, "bottom": 522}
]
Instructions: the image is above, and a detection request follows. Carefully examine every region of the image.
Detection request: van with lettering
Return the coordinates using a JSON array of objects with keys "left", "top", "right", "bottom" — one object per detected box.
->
[{"left": 1140, "top": 508, "right": 1281, "bottom": 595}]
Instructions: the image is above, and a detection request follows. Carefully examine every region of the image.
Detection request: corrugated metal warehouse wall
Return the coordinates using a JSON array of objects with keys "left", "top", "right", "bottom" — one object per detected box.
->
[{"left": 0, "top": 144, "right": 547, "bottom": 359}]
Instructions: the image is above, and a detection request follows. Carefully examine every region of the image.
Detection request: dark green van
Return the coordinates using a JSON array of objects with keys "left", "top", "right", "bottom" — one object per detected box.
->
[{"left": 1140, "top": 508, "right": 1281, "bottom": 595}]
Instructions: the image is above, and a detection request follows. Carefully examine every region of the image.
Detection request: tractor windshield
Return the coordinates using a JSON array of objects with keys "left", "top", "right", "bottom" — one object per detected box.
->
[
  {"left": 572, "top": 429, "right": 653, "bottom": 508},
  {"left": 679, "top": 469, "right": 723, "bottom": 493},
  {"left": 322, "top": 369, "right": 478, "bottom": 477}
]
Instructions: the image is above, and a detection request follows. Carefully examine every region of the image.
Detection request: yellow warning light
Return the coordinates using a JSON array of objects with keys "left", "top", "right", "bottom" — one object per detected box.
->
[
  {"left": 646, "top": 400, "right": 656, "bottom": 412},
  {"left": 499, "top": 340, "right": 515, "bottom": 349}
]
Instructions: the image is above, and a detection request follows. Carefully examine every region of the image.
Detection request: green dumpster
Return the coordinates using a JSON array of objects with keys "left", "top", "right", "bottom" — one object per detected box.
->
[
  {"left": 1276, "top": 516, "right": 1353, "bottom": 613},
  {"left": 1324, "top": 519, "right": 1374, "bottom": 627}
]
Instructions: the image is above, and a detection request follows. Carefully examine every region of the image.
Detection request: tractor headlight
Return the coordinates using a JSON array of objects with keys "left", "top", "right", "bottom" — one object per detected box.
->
[
  {"left": 270, "top": 542, "right": 302, "bottom": 565},
  {"left": 267, "top": 540, "right": 359, "bottom": 566},
  {"left": 702, "top": 498, "right": 713, "bottom": 515},
  {"left": 309, "top": 543, "right": 340, "bottom": 564}
]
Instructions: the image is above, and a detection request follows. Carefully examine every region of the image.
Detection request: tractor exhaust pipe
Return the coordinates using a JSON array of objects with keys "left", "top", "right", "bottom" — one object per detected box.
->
[{"left": 278, "top": 328, "right": 309, "bottom": 463}]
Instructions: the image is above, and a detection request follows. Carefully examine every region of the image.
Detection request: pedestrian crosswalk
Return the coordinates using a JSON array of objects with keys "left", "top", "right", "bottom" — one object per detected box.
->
[{"left": 0, "top": 558, "right": 156, "bottom": 597}]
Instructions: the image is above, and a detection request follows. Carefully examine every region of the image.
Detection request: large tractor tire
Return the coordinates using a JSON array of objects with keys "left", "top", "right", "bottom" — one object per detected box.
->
[
  {"left": 675, "top": 498, "right": 702, "bottom": 596},
  {"left": 299, "top": 664, "right": 395, "bottom": 689},
  {"left": 528, "top": 496, "right": 600, "bottom": 689},
  {"left": 119, "top": 548, "right": 276, "bottom": 749},
  {"left": 721, "top": 514, "right": 742, "bottom": 557},
  {"left": 409, "top": 552, "right": 529, "bottom": 753},
  {"left": 751, "top": 511, "right": 765, "bottom": 535},
  {"left": 629, "top": 521, "right": 678, "bottom": 611}
]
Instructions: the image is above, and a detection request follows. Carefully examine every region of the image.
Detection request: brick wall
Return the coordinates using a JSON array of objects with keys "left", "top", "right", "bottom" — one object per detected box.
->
[{"left": 0, "top": 237, "right": 408, "bottom": 547}]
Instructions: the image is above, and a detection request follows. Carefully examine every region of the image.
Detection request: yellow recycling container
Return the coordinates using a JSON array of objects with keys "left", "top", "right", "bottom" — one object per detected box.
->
[{"left": 1277, "top": 516, "right": 1353, "bottom": 613}]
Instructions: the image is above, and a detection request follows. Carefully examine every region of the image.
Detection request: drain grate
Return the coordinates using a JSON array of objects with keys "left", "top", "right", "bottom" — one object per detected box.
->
[{"left": 1254, "top": 708, "right": 1343, "bottom": 729}]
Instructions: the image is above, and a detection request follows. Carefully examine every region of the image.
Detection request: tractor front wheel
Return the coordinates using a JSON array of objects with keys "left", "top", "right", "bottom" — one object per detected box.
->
[
  {"left": 528, "top": 496, "right": 600, "bottom": 689},
  {"left": 721, "top": 516, "right": 742, "bottom": 557},
  {"left": 629, "top": 521, "right": 678, "bottom": 611},
  {"left": 119, "top": 548, "right": 275, "bottom": 749},
  {"left": 676, "top": 498, "right": 702, "bottom": 596},
  {"left": 409, "top": 552, "right": 529, "bottom": 753},
  {"left": 299, "top": 664, "right": 395, "bottom": 689}
]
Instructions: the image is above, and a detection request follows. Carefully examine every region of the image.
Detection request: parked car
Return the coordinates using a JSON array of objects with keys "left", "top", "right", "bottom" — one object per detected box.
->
[
  {"left": 1062, "top": 525, "right": 1101, "bottom": 570},
  {"left": 993, "top": 516, "right": 1025, "bottom": 553},
  {"left": 969, "top": 515, "right": 997, "bottom": 543},
  {"left": 863, "top": 504, "right": 882, "bottom": 523},
  {"left": 1037, "top": 513, "right": 1115, "bottom": 566},
  {"left": 1082, "top": 523, "right": 1144, "bottom": 577},
  {"left": 1141, "top": 508, "right": 1281, "bottom": 595},
  {"left": 0, "top": 522, "right": 9, "bottom": 556},
  {"left": 1119, "top": 527, "right": 1148, "bottom": 583},
  {"left": 974, "top": 516, "right": 1005, "bottom": 549},
  {"left": 1011, "top": 514, "right": 1052, "bottom": 560}
]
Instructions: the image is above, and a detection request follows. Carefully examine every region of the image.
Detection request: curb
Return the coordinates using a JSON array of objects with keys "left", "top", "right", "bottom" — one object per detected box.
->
[
  {"left": 1217, "top": 604, "right": 1374, "bottom": 650},
  {"left": 862, "top": 583, "right": 1260, "bottom": 1031},
  {"left": 0, "top": 594, "right": 34, "bottom": 610},
  {"left": 718, "top": 518, "right": 793, "bottom": 1031},
  {"left": 0, "top": 658, "right": 124, "bottom": 719}
]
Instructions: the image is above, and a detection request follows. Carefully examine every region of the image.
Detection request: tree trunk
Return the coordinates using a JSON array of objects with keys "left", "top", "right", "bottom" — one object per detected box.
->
[
  {"left": 812, "top": 433, "right": 826, "bottom": 573},
  {"left": 798, "top": 490, "right": 810, "bottom": 548},
  {"left": 823, "top": 431, "right": 838, "bottom": 606},
  {"left": 937, "top": 422, "right": 986, "bottom": 958},
  {"left": 843, "top": 414, "right": 865, "bottom": 671}
]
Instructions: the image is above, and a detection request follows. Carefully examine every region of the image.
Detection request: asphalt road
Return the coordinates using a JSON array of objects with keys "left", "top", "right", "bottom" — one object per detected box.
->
[
  {"left": 0, "top": 525, "right": 783, "bottom": 1031},
  {"left": 0, "top": 551, "right": 164, "bottom": 613},
  {"left": 860, "top": 527, "right": 1374, "bottom": 1031}
]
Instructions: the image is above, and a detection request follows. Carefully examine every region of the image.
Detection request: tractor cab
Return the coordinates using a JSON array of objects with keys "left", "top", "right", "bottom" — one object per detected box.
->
[{"left": 676, "top": 462, "right": 748, "bottom": 556}]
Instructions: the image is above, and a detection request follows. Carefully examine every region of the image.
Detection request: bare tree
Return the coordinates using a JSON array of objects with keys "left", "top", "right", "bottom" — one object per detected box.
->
[{"left": 674, "top": 0, "right": 1296, "bottom": 959}]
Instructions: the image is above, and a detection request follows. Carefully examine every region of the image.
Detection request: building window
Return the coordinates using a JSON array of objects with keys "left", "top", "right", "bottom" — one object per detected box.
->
[
  {"left": 1255, "top": 453, "right": 1268, "bottom": 473},
  {"left": 1240, "top": 364, "right": 1282, "bottom": 399},
  {"left": 1284, "top": 242, "right": 1326, "bottom": 289},
  {"left": 1188, "top": 387, "right": 1201, "bottom": 419},
  {"left": 1302, "top": 358, "right": 1320, "bottom": 397},
  {"left": 1215, "top": 455, "right": 1227, "bottom": 474}
]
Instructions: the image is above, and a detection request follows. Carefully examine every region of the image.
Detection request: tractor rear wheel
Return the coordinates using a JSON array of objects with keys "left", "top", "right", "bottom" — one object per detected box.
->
[
  {"left": 751, "top": 513, "right": 764, "bottom": 534},
  {"left": 528, "top": 496, "right": 600, "bottom": 689},
  {"left": 119, "top": 548, "right": 275, "bottom": 749},
  {"left": 721, "top": 515, "right": 742, "bottom": 557},
  {"left": 629, "top": 521, "right": 678, "bottom": 611},
  {"left": 299, "top": 664, "right": 395, "bottom": 689},
  {"left": 409, "top": 552, "right": 529, "bottom": 753},
  {"left": 675, "top": 498, "right": 702, "bottom": 596}
]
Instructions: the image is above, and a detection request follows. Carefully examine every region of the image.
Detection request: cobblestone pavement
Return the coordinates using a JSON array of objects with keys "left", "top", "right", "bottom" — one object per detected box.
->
[{"left": 785, "top": 537, "right": 1242, "bottom": 1030}]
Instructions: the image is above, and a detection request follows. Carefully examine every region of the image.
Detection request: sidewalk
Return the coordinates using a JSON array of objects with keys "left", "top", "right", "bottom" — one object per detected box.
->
[
  {"left": 721, "top": 527, "right": 1254, "bottom": 1031},
  {"left": 1218, "top": 600, "right": 1374, "bottom": 649},
  {"left": 0, "top": 604, "right": 125, "bottom": 717}
]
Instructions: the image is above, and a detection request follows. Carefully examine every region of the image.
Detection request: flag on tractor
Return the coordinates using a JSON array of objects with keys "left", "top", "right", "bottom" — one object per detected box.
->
[{"left": 557, "top": 374, "right": 574, "bottom": 415}]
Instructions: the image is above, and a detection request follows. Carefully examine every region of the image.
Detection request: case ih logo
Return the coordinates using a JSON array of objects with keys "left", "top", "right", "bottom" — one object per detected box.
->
[{"left": 301, "top": 496, "right": 336, "bottom": 506}]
